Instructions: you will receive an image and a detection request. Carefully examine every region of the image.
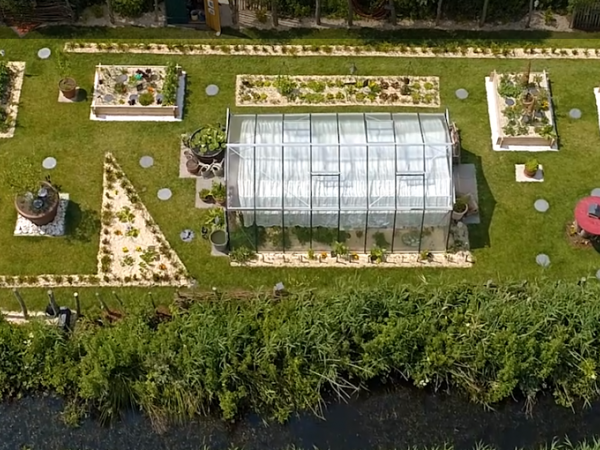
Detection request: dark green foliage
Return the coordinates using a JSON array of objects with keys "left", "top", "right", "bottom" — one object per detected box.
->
[
  {"left": 4, "top": 281, "right": 600, "bottom": 424},
  {"left": 111, "top": 0, "right": 152, "bottom": 17},
  {"left": 162, "top": 62, "right": 179, "bottom": 106},
  {"left": 138, "top": 92, "right": 154, "bottom": 106}
]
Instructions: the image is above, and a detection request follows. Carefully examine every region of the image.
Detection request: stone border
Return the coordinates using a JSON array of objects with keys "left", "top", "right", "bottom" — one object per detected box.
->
[
  {"left": 236, "top": 74, "right": 440, "bottom": 108},
  {"left": 232, "top": 251, "right": 473, "bottom": 268},
  {"left": 64, "top": 42, "right": 600, "bottom": 60},
  {"left": 0, "top": 62, "right": 25, "bottom": 139}
]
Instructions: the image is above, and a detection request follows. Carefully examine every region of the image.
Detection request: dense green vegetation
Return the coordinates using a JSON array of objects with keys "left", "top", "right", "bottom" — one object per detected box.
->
[{"left": 3, "top": 280, "right": 600, "bottom": 425}]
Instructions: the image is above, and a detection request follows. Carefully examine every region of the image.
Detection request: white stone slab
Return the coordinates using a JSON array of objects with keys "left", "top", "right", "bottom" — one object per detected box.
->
[
  {"left": 594, "top": 88, "right": 600, "bottom": 133},
  {"left": 486, "top": 76, "right": 558, "bottom": 152},
  {"left": 515, "top": 164, "right": 544, "bottom": 182},
  {"left": 14, "top": 193, "right": 69, "bottom": 236},
  {"left": 90, "top": 72, "right": 186, "bottom": 122}
]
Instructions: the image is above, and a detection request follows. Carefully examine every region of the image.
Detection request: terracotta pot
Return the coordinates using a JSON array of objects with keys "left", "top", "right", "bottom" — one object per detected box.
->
[
  {"left": 186, "top": 158, "right": 200, "bottom": 175},
  {"left": 15, "top": 182, "right": 60, "bottom": 226},
  {"left": 524, "top": 166, "right": 538, "bottom": 178},
  {"left": 201, "top": 194, "right": 215, "bottom": 204},
  {"left": 59, "top": 77, "right": 77, "bottom": 99}
]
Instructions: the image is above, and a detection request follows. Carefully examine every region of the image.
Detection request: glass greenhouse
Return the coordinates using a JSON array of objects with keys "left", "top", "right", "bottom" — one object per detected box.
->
[{"left": 225, "top": 111, "right": 456, "bottom": 253}]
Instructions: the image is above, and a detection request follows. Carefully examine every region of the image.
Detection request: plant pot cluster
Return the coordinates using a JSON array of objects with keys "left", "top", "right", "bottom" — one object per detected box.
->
[{"left": 199, "top": 180, "right": 227, "bottom": 206}]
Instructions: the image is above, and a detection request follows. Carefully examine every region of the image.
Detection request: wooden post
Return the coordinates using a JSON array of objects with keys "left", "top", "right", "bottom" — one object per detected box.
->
[
  {"left": 271, "top": 0, "right": 278, "bottom": 27},
  {"left": 479, "top": 0, "right": 489, "bottom": 27},
  {"left": 526, "top": 0, "right": 534, "bottom": 28},
  {"left": 435, "top": 0, "right": 443, "bottom": 25},
  {"left": 388, "top": 0, "right": 396, "bottom": 25},
  {"left": 106, "top": 0, "right": 115, "bottom": 24},
  {"left": 12, "top": 289, "right": 28, "bottom": 320},
  {"left": 347, "top": 0, "right": 353, "bottom": 26},
  {"left": 315, "top": 0, "right": 321, "bottom": 25},
  {"left": 154, "top": 0, "right": 159, "bottom": 23},
  {"left": 112, "top": 291, "right": 124, "bottom": 308}
]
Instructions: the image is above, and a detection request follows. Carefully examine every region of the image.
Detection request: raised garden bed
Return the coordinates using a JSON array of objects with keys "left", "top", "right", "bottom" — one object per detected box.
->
[
  {"left": 486, "top": 70, "right": 557, "bottom": 151},
  {"left": 0, "top": 62, "right": 25, "bottom": 139},
  {"left": 236, "top": 75, "right": 440, "bottom": 107},
  {"left": 91, "top": 63, "right": 185, "bottom": 122}
]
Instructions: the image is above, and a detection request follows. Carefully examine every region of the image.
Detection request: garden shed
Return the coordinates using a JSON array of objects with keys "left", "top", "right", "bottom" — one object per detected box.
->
[{"left": 225, "top": 111, "right": 456, "bottom": 254}]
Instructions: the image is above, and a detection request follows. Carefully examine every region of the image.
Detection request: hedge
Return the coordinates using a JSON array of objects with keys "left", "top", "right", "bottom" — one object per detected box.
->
[{"left": 1, "top": 280, "right": 600, "bottom": 424}]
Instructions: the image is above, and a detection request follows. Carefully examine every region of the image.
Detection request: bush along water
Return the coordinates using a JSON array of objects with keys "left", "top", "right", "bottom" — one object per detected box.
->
[{"left": 3, "top": 280, "right": 600, "bottom": 426}]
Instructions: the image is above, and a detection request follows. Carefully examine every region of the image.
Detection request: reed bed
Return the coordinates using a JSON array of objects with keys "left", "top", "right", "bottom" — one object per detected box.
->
[{"left": 2, "top": 280, "right": 600, "bottom": 424}]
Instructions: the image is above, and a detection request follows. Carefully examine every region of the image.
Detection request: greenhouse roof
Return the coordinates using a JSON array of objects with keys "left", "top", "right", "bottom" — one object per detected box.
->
[{"left": 226, "top": 112, "right": 455, "bottom": 217}]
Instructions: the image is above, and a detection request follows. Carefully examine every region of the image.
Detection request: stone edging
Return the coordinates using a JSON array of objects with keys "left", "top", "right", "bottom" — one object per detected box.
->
[
  {"left": 64, "top": 42, "right": 600, "bottom": 60},
  {"left": 0, "top": 62, "right": 25, "bottom": 139},
  {"left": 232, "top": 251, "right": 474, "bottom": 268}
]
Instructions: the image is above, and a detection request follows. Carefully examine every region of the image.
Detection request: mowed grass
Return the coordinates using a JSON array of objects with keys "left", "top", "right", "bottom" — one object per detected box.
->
[{"left": 0, "top": 35, "right": 599, "bottom": 310}]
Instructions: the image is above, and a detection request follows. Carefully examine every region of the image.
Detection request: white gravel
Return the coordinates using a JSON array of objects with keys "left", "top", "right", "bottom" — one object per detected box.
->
[{"left": 13, "top": 194, "right": 69, "bottom": 237}]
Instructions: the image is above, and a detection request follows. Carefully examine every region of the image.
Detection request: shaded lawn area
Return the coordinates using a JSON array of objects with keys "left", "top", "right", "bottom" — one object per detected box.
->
[{"left": 0, "top": 34, "right": 599, "bottom": 307}]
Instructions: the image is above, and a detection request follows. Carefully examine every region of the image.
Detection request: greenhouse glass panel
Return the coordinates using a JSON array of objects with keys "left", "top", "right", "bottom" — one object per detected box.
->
[{"left": 226, "top": 111, "right": 455, "bottom": 253}]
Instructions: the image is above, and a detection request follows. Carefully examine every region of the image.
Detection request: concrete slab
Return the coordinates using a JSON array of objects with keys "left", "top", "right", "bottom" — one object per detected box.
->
[
  {"left": 453, "top": 164, "right": 480, "bottom": 225},
  {"left": 515, "top": 164, "right": 544, "bottom": 182},
  {"left": 58, "top": 88, "right": 86, "bottom": 103}
]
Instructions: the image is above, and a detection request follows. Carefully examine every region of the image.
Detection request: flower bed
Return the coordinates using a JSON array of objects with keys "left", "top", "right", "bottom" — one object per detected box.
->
[
  {"left": 65, "top": 42, "right": 600, "bottom": 60},
  {"left": 236, "top": 75, "right": 440, "bottom": 107},
  {"left": 486, "top": 70, "right": 557, "bottom": 151},
  {"left": 0, "top": 61, "right": 25, "bottom": 139},
  {"left": 98, "top": 153, "right": 189, "bottom": 285},
  {"left": 91, "top": 63, "right": 185, "bottom": 121}
]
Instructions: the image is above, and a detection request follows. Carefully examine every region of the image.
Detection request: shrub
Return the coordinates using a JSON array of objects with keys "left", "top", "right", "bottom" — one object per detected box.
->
[
  {"left": 112, "top": 0, "right": 151, "bottom": 18},
  {"left": 138, "top": 92, "right": 154, "bottom": 106}
]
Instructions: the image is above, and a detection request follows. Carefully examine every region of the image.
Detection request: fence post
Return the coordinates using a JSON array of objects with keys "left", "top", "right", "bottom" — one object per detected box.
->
[{"left": 12, "top": 289, "right": 28, "bottom": 320}]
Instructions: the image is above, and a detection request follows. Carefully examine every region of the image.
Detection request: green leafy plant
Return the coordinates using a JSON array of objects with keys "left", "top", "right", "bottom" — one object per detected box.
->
[
  {"left": 372, "top": 231, "right": 390, "bottom": 250},
  {"left": 230, "top": 245, "right": 256, "bottom": 263},
  {"left": 332, "top": 241, "right": 348, "bottom": 257},
  {"left": 524, "top": 158, "right": 539, "bottom": 176},
  {"left": 112, "top": 0, "right": 152, "bottom": 18},
  {"left": 185, "top": 125, "right": 226, "bottom": 155},
  {"left": 210, "top": 181, "right": 226, "bottom": 204},
  {"left": 116, "top": 207, "right": 135, "bottom": 223},
  {"left": 162, "top": 62, "right": 179, "bottom": 106},
  {"left": 370, "top": 245, "right": 386, "bottom": 263},
  {"left": 274, "top": 75, "right": 297, "bottom": 99},
  {"left": 138, "top": 92, "right": 154, "bottom": 106},
  {"left": 204, "top": 207, "right": 225, "bottom": 230},
  {"left": 453, "top": 196, "right": 469, "bottom": 213}
]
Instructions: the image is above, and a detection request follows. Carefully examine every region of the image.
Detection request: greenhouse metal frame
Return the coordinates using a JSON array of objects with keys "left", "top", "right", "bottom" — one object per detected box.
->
[{"left": 225, "top": 111, "right": 456, "bottom": 254}]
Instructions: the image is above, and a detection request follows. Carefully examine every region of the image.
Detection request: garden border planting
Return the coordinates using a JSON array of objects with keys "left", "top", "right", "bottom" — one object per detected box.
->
[
  {"left": 65, "top": 42, "right": 600, "bottom": 60},
  {"left": 0, "top": 62, "right": 25, "bottom": 139},
  {"left": 486, "top": 70, "right": 557, "bottom": 152},
  {"left": 236, "top": 75, "right": 440, "bottom": 107}
]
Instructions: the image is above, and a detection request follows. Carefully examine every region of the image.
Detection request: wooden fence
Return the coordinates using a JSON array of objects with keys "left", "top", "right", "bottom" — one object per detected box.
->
[{"left": 571, "top": 2, "right": 600, "bottom": 30}]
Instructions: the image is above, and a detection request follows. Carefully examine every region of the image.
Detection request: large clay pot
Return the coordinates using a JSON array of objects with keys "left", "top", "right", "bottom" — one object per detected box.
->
[
  {"left": 59, "top": 77, "right": 77, "bottom": 99},
  {"left": 189, "top": 127, "right": 226, "bottom": 165},
  {"left": 15, "top": 182, "right": 60, "bottom": 226}
]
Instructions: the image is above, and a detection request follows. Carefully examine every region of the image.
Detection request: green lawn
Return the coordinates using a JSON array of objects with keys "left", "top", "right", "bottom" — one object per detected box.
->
[{"left": 1, "top": 31, "right": 600, "bottom": 310}]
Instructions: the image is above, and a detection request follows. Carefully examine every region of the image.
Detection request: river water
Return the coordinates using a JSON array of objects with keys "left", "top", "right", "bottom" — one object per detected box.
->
[{"left": 3, "top": 385, "right": 600, "bottom": 450}]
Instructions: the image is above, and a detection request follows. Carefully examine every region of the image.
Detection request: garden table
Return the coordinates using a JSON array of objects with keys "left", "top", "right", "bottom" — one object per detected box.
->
[{"left": 574, "top": 196, "right": 600, "bottom": 237}]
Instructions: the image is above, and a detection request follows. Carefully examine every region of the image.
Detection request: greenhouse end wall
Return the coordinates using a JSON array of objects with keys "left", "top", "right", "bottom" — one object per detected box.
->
[{"left": 225, "top": 112, "right": 454, "bottom": 254}]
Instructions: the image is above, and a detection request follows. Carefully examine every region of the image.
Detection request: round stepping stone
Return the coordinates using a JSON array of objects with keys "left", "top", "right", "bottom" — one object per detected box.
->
[
  {"left": 591, "top": 188, "right": 600, "bottom": 197},
  {"left": 455, "top": 88, "right": 469, "bottom": 100},
  {"left": 157, "top": 188, "right": 172, "bottom": 201},
  {"left": 536, "top": 254, "right": 550, "bottom": 267},
  {"left": 505, "top": 98, "right": 515, "bottom": 106},
  {"left": 37, "top": 47, "right": 51, "bottom": 59},
  {"left": 534, "top": 199, "right": 549, "bottom": 212},
  {"left": 116, "top": 74, "right": 128, "bottom": 83},
  {"left": 139, "top": 156, "right": 154, "bottom": 169},
  {"left": 42, "top": 157, "right": 57, "bottom": 170},
  {"left": 569, "top": 108, "right": 582, "bottom": 119},
  {"left": 206, "top": 84, "right": 219, "bottom": 96},
  {"left": 103, "top": 94, "right": 114, "bottom": 103},
  {"left": 180, "top": 229, "right": 195, "bottom": 242}
]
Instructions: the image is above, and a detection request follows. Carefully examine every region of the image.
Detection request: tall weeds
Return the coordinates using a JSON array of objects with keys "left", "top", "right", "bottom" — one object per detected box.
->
[{"left": 1, "top": 281, "right": 600, "bottom": 423}]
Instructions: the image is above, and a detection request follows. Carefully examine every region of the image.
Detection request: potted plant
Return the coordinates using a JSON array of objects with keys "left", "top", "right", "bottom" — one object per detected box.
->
[
  {"left": 185, "top": 124, "right": 227, "bottom": 165},
  {"left": 204, "top": 207, "right": 225, "bottom": 230},
  {"left": 332, "top": 241, "right": 348, "bottom": 260},
  {"left": 186, "top": 157, "right": 200, "bottom": 176},
  {"left": 3, "top": 161, "right": 60, "bottom": 226},
  {"left": 211, "top": 181, "right": 227, "bottom": 206},
  {"left": 199, "top": 188, "right": 214, "bottom": 204},
  {"left": 370, "top": 246, "right": 386, "bottom": 263},
  {"left": 56, "top": 51, "right": 77, "bottom": 100},
  {"left": 523, "top": 158, "right": 539, "bottom": 178},
  {"left": 452, "top": 196, "right": 469, "bottom": 221}
]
